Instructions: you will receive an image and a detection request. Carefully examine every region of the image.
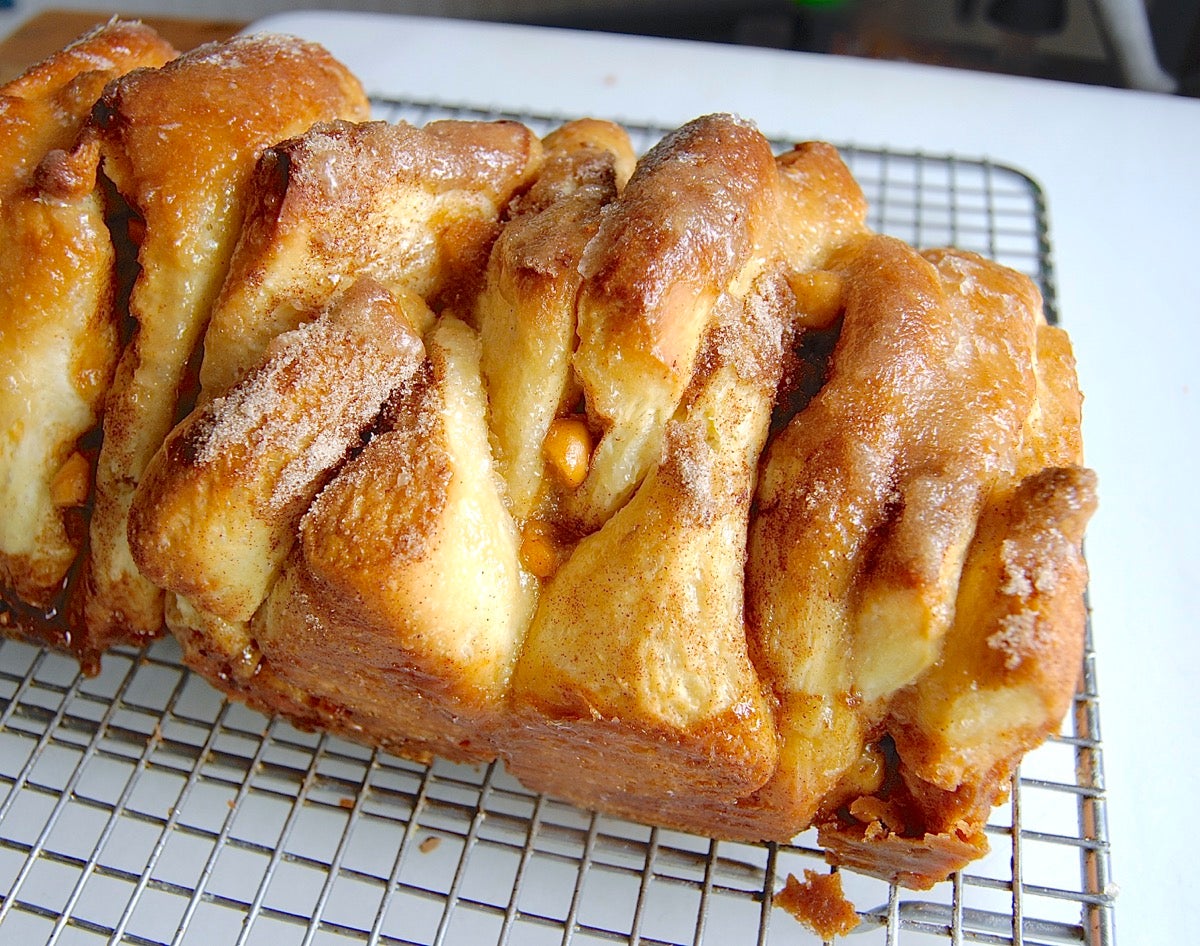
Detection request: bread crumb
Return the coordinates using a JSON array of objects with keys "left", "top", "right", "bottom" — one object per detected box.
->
[
  {"left": 775, "top": 869, "right": 860, "bottom": 940},
  {"left": 418, "top": 835, "right": 441, "bottom": 854}
]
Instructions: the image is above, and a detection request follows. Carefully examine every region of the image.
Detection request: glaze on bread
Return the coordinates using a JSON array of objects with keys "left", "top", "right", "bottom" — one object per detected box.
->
[{"left": 0, "top": 25, "right": 1097, "bottom": 890}]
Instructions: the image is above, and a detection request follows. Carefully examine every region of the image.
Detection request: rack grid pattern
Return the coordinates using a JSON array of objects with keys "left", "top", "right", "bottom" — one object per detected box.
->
[{"left": 0, "top": 101, "right": 1114, "bottom": 945}]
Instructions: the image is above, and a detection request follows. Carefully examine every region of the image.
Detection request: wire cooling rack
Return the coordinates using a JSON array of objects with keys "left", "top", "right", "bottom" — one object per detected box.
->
[{"left": 0, "top": 100, "right": 1115, "bottom": 946}]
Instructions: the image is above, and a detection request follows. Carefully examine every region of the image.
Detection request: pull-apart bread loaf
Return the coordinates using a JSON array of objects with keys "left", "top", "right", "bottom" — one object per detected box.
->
[{"left": 1, "top": 23, "right": 1097, "bottom": 890}]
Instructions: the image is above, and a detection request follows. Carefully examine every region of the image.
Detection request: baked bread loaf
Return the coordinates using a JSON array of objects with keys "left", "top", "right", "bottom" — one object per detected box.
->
[{"left": 0, "top": 24, "right": 1097, "bottom": 890}]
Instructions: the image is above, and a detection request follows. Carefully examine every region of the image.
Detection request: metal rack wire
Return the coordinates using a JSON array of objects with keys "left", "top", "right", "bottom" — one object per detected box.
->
[{"left": 0, "top": 100, "right": 1115, "bottom": 945}]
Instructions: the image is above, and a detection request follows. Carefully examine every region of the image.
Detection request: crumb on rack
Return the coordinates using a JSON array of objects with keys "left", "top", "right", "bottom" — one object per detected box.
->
[
  {"left": 775, "top": 869, "right": 860, "bottom": 940},
  {"left": 418, "top": 834, "right": 441, "bottom": 854}
]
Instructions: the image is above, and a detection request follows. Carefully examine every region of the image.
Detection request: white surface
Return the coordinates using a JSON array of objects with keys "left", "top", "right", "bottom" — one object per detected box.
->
[{"left": 251, "top": 12, "right": 1197, "bottom": 941}]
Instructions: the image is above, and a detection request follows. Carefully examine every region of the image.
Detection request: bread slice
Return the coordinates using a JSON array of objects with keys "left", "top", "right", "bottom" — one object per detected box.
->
[
  {"left": 198, "top": 118, "right": 544, "bottom": 398},
  {"left": 129, "top": 277, "right": 428, "bottom": 624},
  {"left": 0, "top": 21, "right": 176, "bottom": 661},
  {"left": 502, "top": 273, "right": 791, "bottom": 829},
  {"left": 476, "top": 119, "right": 633, "bottom": 520},
  {"left": 250, "top": 316, "right": 536, "bottom": 762},
  {"left": 74, "top": 33, "right": 370, "bottom": 653}
]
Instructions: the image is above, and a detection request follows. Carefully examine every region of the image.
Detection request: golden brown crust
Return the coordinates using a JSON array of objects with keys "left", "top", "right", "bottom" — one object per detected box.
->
[
  {"left": 0, "top": 19, "right": 178, "bottom": 175},
  {"left": 252, "top": 557, "right": 498, "bottom": 763}
]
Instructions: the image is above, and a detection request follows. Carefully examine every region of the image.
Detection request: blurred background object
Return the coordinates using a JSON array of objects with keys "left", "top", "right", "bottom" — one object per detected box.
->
[{"left": 0, "top": 0, "right": 1192, "bottom": 93}]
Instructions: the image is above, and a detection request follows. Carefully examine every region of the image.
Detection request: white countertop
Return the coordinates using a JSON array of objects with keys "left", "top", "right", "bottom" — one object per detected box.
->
[{"left": 257, "top": 11, "right": 1198, "bottom": 940}]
